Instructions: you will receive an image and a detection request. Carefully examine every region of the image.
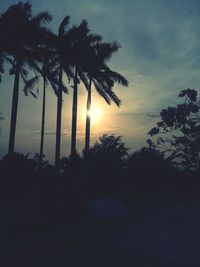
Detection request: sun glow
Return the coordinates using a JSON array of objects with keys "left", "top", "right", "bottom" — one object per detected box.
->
[{"left": 88, "top": 105, "right": 103, "bottom": 123}]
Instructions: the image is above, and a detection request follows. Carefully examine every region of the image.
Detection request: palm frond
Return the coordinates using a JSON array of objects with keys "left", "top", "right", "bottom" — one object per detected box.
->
[
  {"left": 32, "top": 11, "right": 52, "bottom": 25},
  {"left": 27, "top": 59, "right": 57, "bottom": 93},
  {"left": 77, "top": 67, "right": 89, "bottom": 90},
  {"left": 0, "top": 54, "right": 4, "bottom": 74},
  {"left": 97, "top": 71, "right": 114, "bottom": 88},
  {"left": 62, "top": 64, "right": 74, "bottom": 82},
  {"left": 29, "top": 90, "right": 38, "bottom": 98},
  {"left": 4, "top": 56, "right": 15, "bottom": 68},
  {"left": 23, "top": 75, "right": 40, "bottom": 97},
  {"left": 58, "top": 16, "right": 70, "bottom": 37},
  {"left": 60, "top": 82, "right": 68, "bottom": 94},
  {"left": 95, "top": 41, "right": 120, "bottom": 63},
  {"left": 107, "top": 90, "right": 121, "bottom": 107},
  {"left": 106, "top": 69, "right": 128, "bottom": 87},
  {"left": 87, "top": 33, "right": 103, "bottom": 44},
  {"left": 19, "top": 68, "right": 27, "bottom": 83},
  {"left": 92, "top": 79, "right": 111, "bottom": 105},
  {"left": 20, "top": 67, "right": 28, "bottom": 77},
  {"left": 78, "top": 19, "right": 89, "bottom": 35}
]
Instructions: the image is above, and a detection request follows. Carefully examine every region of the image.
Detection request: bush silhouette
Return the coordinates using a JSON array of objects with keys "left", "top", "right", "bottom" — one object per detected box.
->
[
  {"left": 84, "top": 135, "right": 128, "bottom": 197},
  {"left": 126, "top": 147, "right": 175, "bottom": 196}
]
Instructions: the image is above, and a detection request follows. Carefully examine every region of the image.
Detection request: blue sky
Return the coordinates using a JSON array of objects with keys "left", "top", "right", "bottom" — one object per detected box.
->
[{"left": 0, "top": 0, "right": 200, "bottom": 162}]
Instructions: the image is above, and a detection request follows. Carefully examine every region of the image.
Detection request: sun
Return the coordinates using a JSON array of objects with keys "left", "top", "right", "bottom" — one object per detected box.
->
[{"left": 88, "top": 104, "right": 103, "bottom": 123}]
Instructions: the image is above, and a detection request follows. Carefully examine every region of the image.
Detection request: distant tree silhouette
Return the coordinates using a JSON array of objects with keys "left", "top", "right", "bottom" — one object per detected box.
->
[
  {"left": 60, "top": 153, "right": 84, "bottom": 191},
  {"left": 0, "top": 152, "right": 36, "bottom": 201},
  {"left": 32, "top": 152, "right": 55, "bottom": 173},
  {"left": 127, "top": 146, "right": 172, "bottom": 178},
  {"left": 123, "top": 146, "right": 178, "bottom": 200},
  {"left": 0, "top": 152, "right": 34, "bottom": 175},
  {"left": 148, "top": 89, "right": 200, "bottom": 170}
]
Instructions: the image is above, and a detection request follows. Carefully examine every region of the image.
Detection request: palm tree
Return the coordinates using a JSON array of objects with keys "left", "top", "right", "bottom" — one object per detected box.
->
[
  {"left": 83, "top": 42, "right": 128, "bottom": 156},
  {"left": 54, "top": 16, "right": 73, "bottom": 171},
  {"left": 61, "top": 20, "right": 89, "bottom": 157},
  {"left": 0, "top": 2, "right": 53, "bottom": 154},
  {"left": 39, "top": 76, "right": 46, "bottom": 169},
  {"left": 23, "top": 55, "right": 66, "bottom": 170},
  {"left": 23, "top": 72, "right": 47, "bottom": 170},
  {"left": 0, "top": 54, "right": 4, "bottom": 83},
  {"left": 63, "top": 20, "right": 102, "bottom": 157},
  {"left": 27, "top": 15, "right": 73, "bottom": 172}
]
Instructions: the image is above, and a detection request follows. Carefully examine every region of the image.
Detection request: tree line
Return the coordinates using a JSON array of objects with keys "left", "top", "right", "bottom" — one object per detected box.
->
[{"left": 0, "top": 2, "right": 128, "bottom": 171}]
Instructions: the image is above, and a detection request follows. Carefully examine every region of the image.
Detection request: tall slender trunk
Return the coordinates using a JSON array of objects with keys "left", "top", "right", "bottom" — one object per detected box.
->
[
  {"left": 84, "top": 78, "right": 92, "bottom": 157},
  {"left": 39, "top": 77, "right": 46, "bottom": 170},
  {"left": 55, "top": 66, "right": 63, "bottom": 172},
  {"left": 8, "top": 61, "right": 20, "bottom": 154},
  {"left": 71, "top": 66, "right": 78, "bottom": 157}
]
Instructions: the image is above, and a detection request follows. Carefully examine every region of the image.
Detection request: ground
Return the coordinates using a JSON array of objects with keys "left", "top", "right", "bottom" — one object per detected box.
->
[{"left": 2, "top": 198, "right": 200, "bottom": 266}]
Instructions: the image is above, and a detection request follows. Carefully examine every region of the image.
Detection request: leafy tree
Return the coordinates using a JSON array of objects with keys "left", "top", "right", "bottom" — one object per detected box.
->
[
  {"left": 88, "top": 134, "right": 128, "bottom": 159},
  {"left": 127, "top": 146, "right": 172, "bottom": 180},
  {"left": 148, "top": 89, "right": 200, "bottom": 170},
  {"left": 0, "top": 153, "right": 35, "bottom": 198},
  {"left": 32, "top": 153, "right": 55, "bottom": 174}
]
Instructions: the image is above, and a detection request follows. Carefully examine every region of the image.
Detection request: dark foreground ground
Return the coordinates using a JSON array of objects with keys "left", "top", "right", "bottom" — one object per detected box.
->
[{"left": 1, "top": 197, "right": 200, "bottom": 267}]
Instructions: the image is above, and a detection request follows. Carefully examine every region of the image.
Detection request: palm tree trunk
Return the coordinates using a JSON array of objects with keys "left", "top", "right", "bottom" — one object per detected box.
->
[
  {"left": 39, "top": 77, "right": 46, "bottom": 170},
  {"left": 8, "top": 62, "right": 20, "bottom": 154},
  {"left": 55, "top": 66, "right": 63, "bottom": 172},
  {"left": 71, "top": 66, "right": 78, "bottom": 157},
  {"left": 85, "top": 79, "right": 92, "bottom": 157}
]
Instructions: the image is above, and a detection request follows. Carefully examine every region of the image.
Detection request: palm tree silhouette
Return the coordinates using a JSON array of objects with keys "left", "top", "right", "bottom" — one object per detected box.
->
[
  {"left": 23, "top": 68, "right": 47, "bottom": 170},
  {"left": 40, "top": 76, "right": 46, "bottom": 169},
  {"left": 0, "top": 2, "right": 53, "bottom": 154},
  {"left": 38, "top": 63, "right": 64, "bottom": 170},
  {"left": 24, "top": 50, "right": 68, "bottom": 170},
  {"left": 0, "top": 2, "right": 128, "bottom": 171},
  {"left": 60, "top": 20, "right": 103, "bottom": 157},
  {"left": 65, "top": 20, "right": 99, "bottom": 156},
  {"left": 0, "top": 54, "right": 4, "bottom": 83},
  {"left": 83, "top": 42, "right": 128, "bottom": 156},
  {"left": 54, "top": 16, "right": 73, "bottom": 171}
]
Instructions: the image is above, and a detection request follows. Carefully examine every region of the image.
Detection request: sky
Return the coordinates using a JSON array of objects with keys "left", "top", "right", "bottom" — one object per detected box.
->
[{"left": 0, "top": 0, "right": 200, "bottom": 162}]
